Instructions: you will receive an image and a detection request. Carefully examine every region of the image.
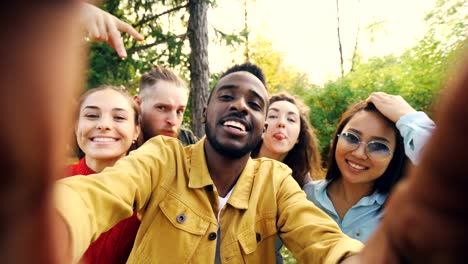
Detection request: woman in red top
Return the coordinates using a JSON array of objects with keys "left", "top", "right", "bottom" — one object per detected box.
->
[{"left": 67, "top": 85, "right": 141, "bottom": 264}]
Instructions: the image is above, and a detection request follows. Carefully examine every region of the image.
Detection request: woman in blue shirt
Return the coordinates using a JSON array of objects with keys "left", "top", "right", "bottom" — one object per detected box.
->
[{"left": 303, "top": 92, "right": 435, "bottom": 242}]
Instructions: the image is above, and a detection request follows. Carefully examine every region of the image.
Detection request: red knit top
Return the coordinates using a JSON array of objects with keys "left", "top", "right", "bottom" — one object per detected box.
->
[{"left": 67, "top": 158, "right": 140, "bottom": 264}]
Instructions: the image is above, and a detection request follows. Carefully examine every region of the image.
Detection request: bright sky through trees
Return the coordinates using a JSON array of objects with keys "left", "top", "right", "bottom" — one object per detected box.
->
[{"left": 209, "top": 0, "right": 438, "bottom": 85}]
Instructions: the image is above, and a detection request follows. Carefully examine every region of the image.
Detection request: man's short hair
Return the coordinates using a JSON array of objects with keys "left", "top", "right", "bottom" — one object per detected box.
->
[
  {"left": 208, "top": 62, "right": 267, "bottom": 104},
  {"left": 219, "top": 62, "right": 267, "bottom": 87},
  {"left": 139, "top": 65, "right": 187, "bottom": 95}
]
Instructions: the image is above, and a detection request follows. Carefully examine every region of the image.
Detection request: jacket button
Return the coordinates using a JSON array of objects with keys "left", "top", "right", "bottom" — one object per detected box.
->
[
  {"left": 176, "top": 213, "right": 186, "bottom": 223},
  {"left": 256, "top": 233, "right": 261, "bottom": 242},
  {"left": 208, "top": 232, "right": 217, "bottom": 240}
]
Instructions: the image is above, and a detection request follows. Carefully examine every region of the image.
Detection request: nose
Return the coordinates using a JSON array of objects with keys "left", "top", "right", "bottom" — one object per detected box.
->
[
  {"left": 96, "top": 116, "right": 112, "bottom": 130},
  {"left": 277, "top": 116, "right": 286, "bottom": 128},
  {"left": 229, "top": 98, "right": 248, "bottom": 115},
  {"left": 351, "top": 143, "right": 368, "bottom": 160},
  {"left": 166, "top": 111, "right": 177, "bottom": 126}
]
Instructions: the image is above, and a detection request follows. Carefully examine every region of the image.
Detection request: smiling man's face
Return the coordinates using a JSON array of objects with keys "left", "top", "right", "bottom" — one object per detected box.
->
[{"left": 203, "top": 71, "right": 268, "bottom": 159}]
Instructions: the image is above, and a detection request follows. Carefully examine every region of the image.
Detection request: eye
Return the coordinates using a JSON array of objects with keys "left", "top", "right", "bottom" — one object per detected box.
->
[
  {"left": 176, "top": 108, "right": 185, "bottom": 116},
  {"left": 287, "top": 117, "right": 297, "bottom": 123},
  {"left": 156, "top": 105, "right": 166, "bottom": 111},
  {"left": 114, "top": 115, "right": 127, "bottom": 121},
  {"left": 84, "top": 113, "right": 99, "bottom": 119},
  {"left": 341, "top": 132, "right": 360, "bottom": 145},
  {"left": 267, "top": 114, "right": 278, "bottom": 119},
  {"left": 248, "top": 101, "right": 261, "bottom": 111},
  {"left": 368, "top": 141, "right": 390, "bottom": 154},
  {"left": 218, "top": 94, "right": 234, "bottom": 101}
]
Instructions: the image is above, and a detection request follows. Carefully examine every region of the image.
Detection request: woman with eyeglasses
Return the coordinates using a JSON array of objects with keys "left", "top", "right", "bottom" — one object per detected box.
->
[{"left": 303, "top": 92, "right": 435, "bottom": 243}]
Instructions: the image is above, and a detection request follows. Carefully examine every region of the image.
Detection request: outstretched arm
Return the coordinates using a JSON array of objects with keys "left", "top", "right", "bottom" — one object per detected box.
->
[{"left": 80, "top": 3, "right": 143, "bottom": 58}]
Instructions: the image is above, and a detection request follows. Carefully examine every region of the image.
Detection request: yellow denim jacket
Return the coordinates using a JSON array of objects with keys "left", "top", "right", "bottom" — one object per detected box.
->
[{"left": 56, "top": 136, "right": 363, "bottom": 263}]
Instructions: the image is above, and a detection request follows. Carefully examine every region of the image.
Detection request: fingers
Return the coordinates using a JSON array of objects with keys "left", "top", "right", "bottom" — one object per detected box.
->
[
  {"left": 115, "top": 19, "right": 144, "bottom": 41},
  {"left": 366, "top": 92, "right": 416, "bottom": 122},
  {"left": 105, "top": 14, "right": 126, "bottom": 58},
  {"left": 109, "top": 17, "right": 144, "bottom": 58},
  {"left": 96, "top": 13, "right": 108, "bottom": 41},
  {"left": 81, "top": 3, "right": 143, "bottom": 58},
  {"left": 85, "top": 19, "right": 100, "bottom": 41}
]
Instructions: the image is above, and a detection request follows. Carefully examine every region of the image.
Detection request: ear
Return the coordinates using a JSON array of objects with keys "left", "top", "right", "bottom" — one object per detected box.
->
[
  {"left": 134, "top": 123, "right": 141, "bottom": 140},
  {"left": 263, "top": 123, "right": 268, "bottom": 134},
  {"left": 134, "top": 95, "right": 142, "bottom": 106},
  {"left": 201, "top": 107, "right": 207, "bottom": 124}
]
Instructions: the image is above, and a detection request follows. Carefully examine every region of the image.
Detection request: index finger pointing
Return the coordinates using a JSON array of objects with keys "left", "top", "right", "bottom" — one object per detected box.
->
[{"left": 115, "top": 19, "right": 143, "bottom": 41}]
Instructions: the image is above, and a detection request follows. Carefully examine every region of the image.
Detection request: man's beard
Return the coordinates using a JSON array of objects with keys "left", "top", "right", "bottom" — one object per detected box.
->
[{"left": 205, "top": 122, "right": 260, "bottom": 159}]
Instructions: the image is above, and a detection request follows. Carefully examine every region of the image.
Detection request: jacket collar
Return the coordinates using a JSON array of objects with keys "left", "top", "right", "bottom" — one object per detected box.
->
[{"left": 188, "top": 136, "right": 255, "bottom": 210}]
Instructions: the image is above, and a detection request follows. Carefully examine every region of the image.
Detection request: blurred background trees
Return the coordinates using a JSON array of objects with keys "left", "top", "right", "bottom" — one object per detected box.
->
[{"left": 87, "top": 0, "right": 466, "bottom": 159}]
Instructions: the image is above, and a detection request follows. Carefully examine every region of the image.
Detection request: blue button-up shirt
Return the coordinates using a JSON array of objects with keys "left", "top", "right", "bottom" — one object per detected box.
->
[{"left": 303, "top": 180, "right": 385, "bottom": 242}]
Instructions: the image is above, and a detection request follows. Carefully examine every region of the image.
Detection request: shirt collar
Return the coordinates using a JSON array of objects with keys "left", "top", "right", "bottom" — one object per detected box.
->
[
  {"left": 188, "top": 136, "right": 255, "bottom": 210},
  {"left": 315, "top": 180, "right": 387, "bottom": 208},
  {"left": 188, "top": 137, "right": 214, "bottom": 189}
]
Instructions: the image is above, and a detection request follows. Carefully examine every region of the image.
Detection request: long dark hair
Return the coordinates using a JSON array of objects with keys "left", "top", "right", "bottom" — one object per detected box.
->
[
  {"left": 252, "top": 93, "right": 323, "bottom": 187},
  {"left": 325, "top": 101, "right": 407, "bottom": 195}
]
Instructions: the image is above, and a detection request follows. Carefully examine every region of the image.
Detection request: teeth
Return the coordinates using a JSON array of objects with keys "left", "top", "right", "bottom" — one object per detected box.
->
[
  {"left": 92, "top": 137, "right": 117, "bottom": 142},
  {"left": 348, "top": 161, "right": 366, "bottom": 170},
  {"left": 224, "top": 120, "right": 246, "bottom": 131}
]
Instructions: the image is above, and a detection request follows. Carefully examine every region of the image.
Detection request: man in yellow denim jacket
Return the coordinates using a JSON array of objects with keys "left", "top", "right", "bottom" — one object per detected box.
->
[{"left": 56, "top": 63, "right": 363, "bottom": 263}]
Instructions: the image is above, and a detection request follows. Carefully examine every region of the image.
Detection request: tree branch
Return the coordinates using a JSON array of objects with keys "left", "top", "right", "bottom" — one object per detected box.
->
[
  {"left": 134, "top": 3, "right": 190, "bottom": 28},
  {"left": 127, "top": 33, "right": 187, "bottom": 54}
]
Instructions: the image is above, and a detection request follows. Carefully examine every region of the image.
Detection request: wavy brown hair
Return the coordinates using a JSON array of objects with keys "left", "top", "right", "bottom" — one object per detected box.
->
[{"left": 252, "top": 92, "right": 323, "bottom": 186}]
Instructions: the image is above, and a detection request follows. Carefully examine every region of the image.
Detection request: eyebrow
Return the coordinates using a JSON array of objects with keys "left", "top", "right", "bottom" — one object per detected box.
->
[
  {"left": 153, "top": 102, "right": 187, "bottom": 108},
  {"left": 268, "top": 107, "right": 298, "bottom": 116},
  {"left": 217, "top": 84, "right": 266, "bottom": 106},
  {"left": 82, "top": 106, "right": 129, "bottom": 112},
  {"left": 347, "top": 128, "right": 391, "bottom": 143}
]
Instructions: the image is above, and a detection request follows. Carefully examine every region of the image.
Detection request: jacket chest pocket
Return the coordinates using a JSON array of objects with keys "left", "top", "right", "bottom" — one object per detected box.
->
[
  {"left": 135, "top": 195, "right": 212, "bottom": 263},
  {"left": 160, "top": 195, "right": 211, "bottom": 235},
  {"left": 223, "top": 216, "right": 277, "bottom": 263}
]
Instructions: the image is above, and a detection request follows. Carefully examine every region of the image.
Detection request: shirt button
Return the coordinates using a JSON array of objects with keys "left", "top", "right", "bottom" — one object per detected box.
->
[
  {"left": 176, "top": 213, "right": 186, "bottom": 223},
  {"left": 256, "top": 233, "right": 261, "bottom": 242},
  {"left": 208, "top": 232, "right": 217, "bottom": 241}
]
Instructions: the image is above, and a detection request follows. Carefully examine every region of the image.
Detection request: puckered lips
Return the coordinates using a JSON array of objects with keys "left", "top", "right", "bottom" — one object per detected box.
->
[{"left": 219, "top": 115, "right": 250, "bottom": 137}]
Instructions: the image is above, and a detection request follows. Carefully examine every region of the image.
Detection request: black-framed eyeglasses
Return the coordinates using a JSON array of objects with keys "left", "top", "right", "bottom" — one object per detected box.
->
[{"left": 337, "top": 132, "right": 392, "bottom": 160}]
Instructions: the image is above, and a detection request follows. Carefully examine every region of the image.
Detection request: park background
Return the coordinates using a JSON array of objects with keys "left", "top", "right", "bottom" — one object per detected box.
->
[{"left": 86, "top": 0, "right": 466, "bottom": 260}]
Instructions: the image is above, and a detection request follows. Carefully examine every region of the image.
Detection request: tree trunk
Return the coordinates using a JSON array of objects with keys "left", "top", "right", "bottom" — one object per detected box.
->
[
  {"left": 188, "top": 0, "right": 209, "bottom": 138},
  {"left": 336, "top": 0, "right": 344, "bottom": 78}
]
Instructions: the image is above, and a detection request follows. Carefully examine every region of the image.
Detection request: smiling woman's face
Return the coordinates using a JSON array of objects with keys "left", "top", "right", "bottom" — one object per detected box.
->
[
  {"left": 335, "top": 110, "right": 396, "bottom": 186},
  {"left": 76, "top": 89, "right": 139, "bottom": 163},
  {"left": 261, "top": 100, "right": 301, "bottom": 161}
]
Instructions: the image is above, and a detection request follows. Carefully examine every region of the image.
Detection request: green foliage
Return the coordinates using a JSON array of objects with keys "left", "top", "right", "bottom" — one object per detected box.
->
[
  {"left": 87, "top": 0, "right": 192, "bottom": 91},
  {"left": 307, "top": 80, "right": 355, "bottom": 161},
  {"left": 281, "top": 246, "right": 298, "bottom": 263}
]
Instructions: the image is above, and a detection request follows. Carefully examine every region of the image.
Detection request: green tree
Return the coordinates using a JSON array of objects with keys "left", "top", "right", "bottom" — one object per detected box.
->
[{"left": 87, "top": 0, "right": 245, "bottom": 136}]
